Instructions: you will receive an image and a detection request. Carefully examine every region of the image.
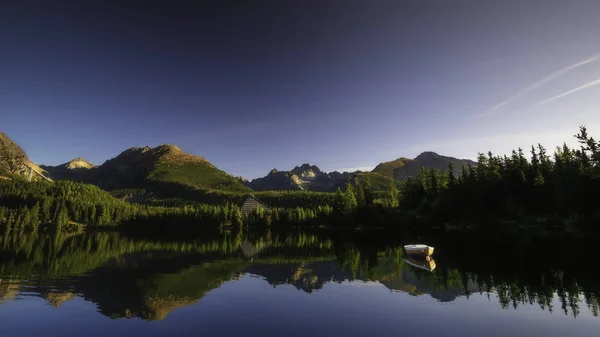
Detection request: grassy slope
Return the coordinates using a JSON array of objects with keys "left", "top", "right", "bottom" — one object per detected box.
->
[
  {"left": 372, "top": 158, "right": 413, "bottom": 178},
  {"left": 148, "top": 162, "right": 250, "bottom": 192},
  {"left": 353, "top": 172, "right": 402, "bottom": 190}
]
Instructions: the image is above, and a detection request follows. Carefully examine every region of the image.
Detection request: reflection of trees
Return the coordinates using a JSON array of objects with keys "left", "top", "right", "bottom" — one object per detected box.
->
[
  {"left": 0, "top": 230, "right": 599, "bottom": 319},
  {"left": 332, "top": 240, "right": 599, "bottom": 318},
  {"left": 0, "top": 231, "right": 246, "bottom": 279},
  {"left": 0, "top": 230, "right": 336, "bottom": 319}
]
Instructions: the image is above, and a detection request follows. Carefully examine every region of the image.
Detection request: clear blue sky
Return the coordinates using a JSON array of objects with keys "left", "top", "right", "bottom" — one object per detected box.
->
[{"left": 2, "top": 1, "right": 600, "bottom": 179}]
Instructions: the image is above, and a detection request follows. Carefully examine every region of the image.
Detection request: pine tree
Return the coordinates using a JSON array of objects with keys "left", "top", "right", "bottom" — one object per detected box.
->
[
  {"left": 231, "top": 207, "right": 243, "bottom": 227},
  {"left": 359, "top": 178, "right": 373, "bottom": 205},
  {"left": 448, "top": 162, "right": 457, "bottom": 188},
  {"left": 428, "top": 169, "right": 439, "bottom": 196},
  {"left": 57, "top": 206, "right": 69, "bottom": 230},
  {"left": 333, "top": 187, "right": 345, "bottom": 215},
  {"left": 355, "top": 182, "right": 366, "bottom": 208},
  {"left": 345, "top": 183, "right": 358, "bottom": 211},
  {"left": 29, "top": 202, "right": 40, "bottom": 231},
  {"left": 387, "top": 181, "right": 398, "bottom": 208}
]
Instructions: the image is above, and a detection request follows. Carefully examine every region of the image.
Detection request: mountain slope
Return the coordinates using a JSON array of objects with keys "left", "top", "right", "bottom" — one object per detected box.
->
[
  {"left": 375, "top": 151, "right": 476, "bottom": 180},
  {"left": 43, "top": 144, "right": 250, "bottom": 192},
  {"left": 0, "top": 132, "right": 50, "bottom": 181},
  {"left": 372, "top": 157, "right": 413, "bottom": 178},
  {"left": 41, "top": 158, "right": 95, "bottom": 180},
  {"left": 0, "top": 132, "right": 27, "bottom": 176}
]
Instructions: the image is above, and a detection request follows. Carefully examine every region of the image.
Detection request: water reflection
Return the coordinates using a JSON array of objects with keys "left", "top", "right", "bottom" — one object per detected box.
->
[{"left": 0, "top": 230, "right": 599, "bottom": 322}]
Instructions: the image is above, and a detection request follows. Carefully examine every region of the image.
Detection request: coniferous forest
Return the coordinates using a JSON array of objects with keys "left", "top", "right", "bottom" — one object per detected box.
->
[
  {"left": 401, "top": 126, "right": 600, "bottom": 230},
  {"left": 0, "top": 126, "right": 599, "bottom": 235}
]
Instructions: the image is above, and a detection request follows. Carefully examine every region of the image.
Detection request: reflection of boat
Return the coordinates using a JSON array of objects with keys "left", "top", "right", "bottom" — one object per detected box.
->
[
  {"left": 405, "top": 257, "right": 436, "bottom": 272},
  {"left": 404, "top": 244, "right": 434, "bottom": 257}
]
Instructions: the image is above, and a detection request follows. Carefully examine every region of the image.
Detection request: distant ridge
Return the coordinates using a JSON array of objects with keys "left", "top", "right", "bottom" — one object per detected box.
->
[
  {"left": 3, "top": 129, "right": 477, "bottom": 192},
  {"left": 247, "top": 163, "right": 338, "bottom": 192},
  {"left": 247, "top": 163, "right": 395, "bottom": 192},
  {"left": 373, "top": 151, "right": 477, "bottom": 180}
]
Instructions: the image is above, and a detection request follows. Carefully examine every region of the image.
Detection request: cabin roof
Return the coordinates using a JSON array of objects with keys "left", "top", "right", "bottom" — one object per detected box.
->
[{"left": 241, "top": 196, "right": 272, "bottom": 215}]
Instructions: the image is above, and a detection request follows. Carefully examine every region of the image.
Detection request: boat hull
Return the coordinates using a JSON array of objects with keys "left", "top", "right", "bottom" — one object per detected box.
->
[{"left": 404, "top": 245, "right": 434, "bottom": 257}]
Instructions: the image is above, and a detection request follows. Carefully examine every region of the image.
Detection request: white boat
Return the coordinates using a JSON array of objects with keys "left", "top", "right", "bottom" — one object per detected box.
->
[{"left": 404, "top": 244, "right": 434, "bottom": 257}]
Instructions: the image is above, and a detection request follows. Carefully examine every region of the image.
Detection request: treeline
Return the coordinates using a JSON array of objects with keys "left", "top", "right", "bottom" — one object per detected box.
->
[
  {"left": 256, "top": 179, "right": 400, "bottom": 228},
  {"left": 0, "top": 230, "right": 334, "bottom": 279},
  {"left": 120, "top": 187, "right": 339, "bottom": 209},
  {"left": 0, "top": 178, "right": 375, "bottom": 232},
  {"left": 0, "top": 180, "right": 249, "bottom": 232},
  {"left": 109, "top": 180, "right": 397, "bottom": 230},
  {"left": 400, "top": 126, "right": 600, "bottom": 228}
]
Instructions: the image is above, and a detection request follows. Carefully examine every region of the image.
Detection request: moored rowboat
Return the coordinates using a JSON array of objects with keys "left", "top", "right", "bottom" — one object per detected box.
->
[{"left": 404, "top": 244, "right": 434, "bottom": 257}]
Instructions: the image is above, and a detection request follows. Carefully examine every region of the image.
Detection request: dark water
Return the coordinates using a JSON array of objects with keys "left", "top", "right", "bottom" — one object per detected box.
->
[{"left": 0, "top": 230, "right": 599, "bottom": 336}]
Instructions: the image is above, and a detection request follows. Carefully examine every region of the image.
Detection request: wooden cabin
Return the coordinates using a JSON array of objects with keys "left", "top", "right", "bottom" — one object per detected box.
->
[{"left": 241, "top": 196, "right": 272, "bottom": 216}]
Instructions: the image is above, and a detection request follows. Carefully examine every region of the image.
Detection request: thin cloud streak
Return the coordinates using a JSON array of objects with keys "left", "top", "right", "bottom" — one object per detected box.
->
[
  {"left": 533, "top": 79, "right": 600, "bottom": 106},
  {"left": 479, "top": 54, "right": 599, "bottom": 117}
]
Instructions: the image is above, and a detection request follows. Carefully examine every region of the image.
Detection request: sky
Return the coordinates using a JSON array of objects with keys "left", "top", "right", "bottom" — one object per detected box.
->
[{"left": 2, "top": 1, "right": 600, "bottom": 179}]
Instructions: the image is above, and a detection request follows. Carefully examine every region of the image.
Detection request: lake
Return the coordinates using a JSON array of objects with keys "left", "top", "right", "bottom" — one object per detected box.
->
[{"left": 0, "top": 229, "right": 598, "bottom": 336}]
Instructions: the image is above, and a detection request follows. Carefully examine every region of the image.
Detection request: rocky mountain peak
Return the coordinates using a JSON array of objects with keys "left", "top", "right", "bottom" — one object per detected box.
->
[
  {"left": 154, "top": 144, "right": 182, "bottom": 153},
  {"left": 64, "top": 158, "right": 94, "bottom": 170},
  {"left": 415, "top": 151, "right": 441, "bottom": 160},
  {"left": 291, "top": 163, "right": 322, "bottom": 176}
]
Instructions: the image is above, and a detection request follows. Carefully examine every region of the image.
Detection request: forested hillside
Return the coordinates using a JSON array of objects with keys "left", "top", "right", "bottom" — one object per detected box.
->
[{"left": 400, "top": 126, "right": 600, "bottom": 229}]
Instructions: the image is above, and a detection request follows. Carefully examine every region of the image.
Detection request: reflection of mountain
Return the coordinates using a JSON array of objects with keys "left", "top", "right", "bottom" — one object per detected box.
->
[
  {"left": 0, "top": 231, "right": 337, "bottom": 320},
  {"left": 76, "top": 255, "right": 247, "bottom": 320},
  {"left": 44, "top": 291, "right": 75, "bottom": 307},
  {"left": 0, "top": 280, "right": 20, "bottom": 304},
  {"left": 381, "top": 268, "right": 480, "bottom": 302},
  {"left": 1, "top": 231, "right": 599, "bottom": 320},
  {"left": 246, "top": 260, "right": 349, "bottom": 293}
]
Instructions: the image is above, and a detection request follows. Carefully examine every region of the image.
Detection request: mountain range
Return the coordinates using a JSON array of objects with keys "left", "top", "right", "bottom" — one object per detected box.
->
[
  {"left": 1, "top": 132, "right": 476, "bottom": 192},
  {"left": 244, "top": 164, "right": 360, "bottom": 192}
]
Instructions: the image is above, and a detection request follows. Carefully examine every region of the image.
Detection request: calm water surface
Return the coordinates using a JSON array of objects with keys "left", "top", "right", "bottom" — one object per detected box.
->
[{"left": 0, "top": 230, "right": 598, "bottom": 336}]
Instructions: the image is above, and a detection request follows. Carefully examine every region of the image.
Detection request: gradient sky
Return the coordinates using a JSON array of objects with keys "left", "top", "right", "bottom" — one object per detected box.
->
[{"left": 2, "top": 1, "right": 600, "bottom": 179}]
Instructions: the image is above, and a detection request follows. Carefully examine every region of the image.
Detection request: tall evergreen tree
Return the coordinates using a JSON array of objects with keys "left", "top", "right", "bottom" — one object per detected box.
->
[{"left": 447, "top": 162, "right": 457, "bottom": 188}]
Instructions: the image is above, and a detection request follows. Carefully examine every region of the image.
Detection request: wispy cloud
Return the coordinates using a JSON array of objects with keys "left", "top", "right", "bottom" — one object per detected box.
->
[
  {"left": 533, "top": 79, "right": 600, "bottom": 106},
  {"left": 478, "top": 54, "right": 599, "bottom": 117}
]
